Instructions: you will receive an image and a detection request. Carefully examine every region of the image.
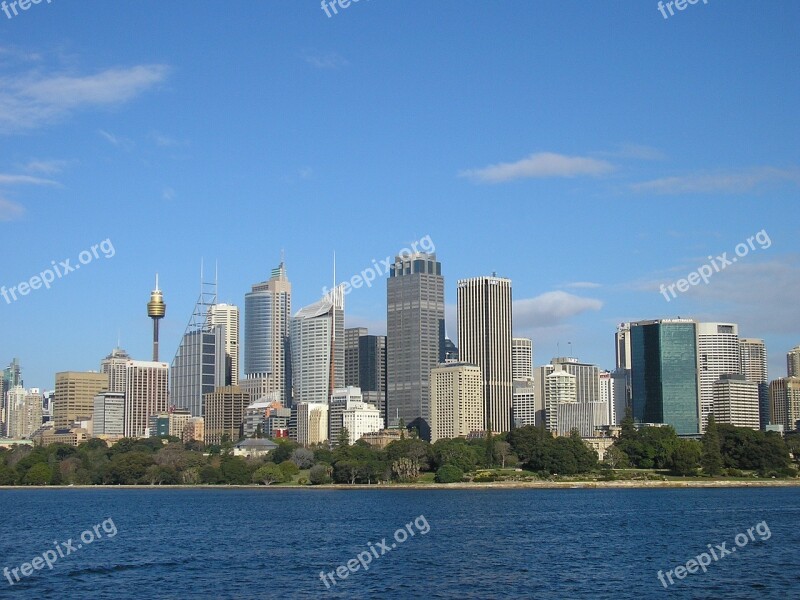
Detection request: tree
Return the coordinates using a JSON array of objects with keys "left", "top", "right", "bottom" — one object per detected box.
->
[
  {"left": 253, "top": 464, "right": 286, "bottom": 485},
  {"left": 603, "top": 445, "right": 630, "bottom": 469},
  {"left": 484, "top": 424, "right": 496, "bottom": 468},
  {"left": 333, "top": 460, "right": 361, "bottom": 484},
  {"left": 220, "top": 457, "right": 253, "bottom": 485},
  {"left": 431, "top": 438, "right": 479, "bottom": 472},
  {"left": 435, "top": 465, "right": 463, "bottom": 483},
  {"left": 336, "top": 427, "right": 351, "bottom": 448},
  {"left": 670, "top": 439, "right": 701, "bottom": 476},
  {"left": 309, "top": 464, "right": 332, "bottom": 485},
  {"left": 701, "top": 415, "right": 723, "bottom": 476},
  {"left": 494, "top": 441, "right": 513, "bottom": 469},
  {"left": 270, "top": 439, "right": 301, "bottom": 464},
  {"left": 105, "top": 452, "right": 154, "bottom": 484},
  {"left": 384, "top": 438, "right": 431, "bottom": 471},
  {"left": 278, "top": 460, "right": 300, "bottom": 481},
  {"left": 22, "top": 463, "right": 52, "bottom": 485},
  {"left": 391, "top": 457, "right": 420, "bottom": 482},
  {"left": 290, "top": 448, "right": 315, "bottom": 469}
]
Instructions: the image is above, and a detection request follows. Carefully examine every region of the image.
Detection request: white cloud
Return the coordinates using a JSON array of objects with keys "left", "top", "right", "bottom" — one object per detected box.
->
[
  {"left": 563, "top": 281, "right": 602, "bottom": 289},
  {"left": 0, "top": 197, "right": 24, "bottom": 221},
  {"left": 149, "top": 131, "right": 187, "bottom": 147},
  {"left": 98, "top": 129, "right": 134, "bottom": 149},
  {"left": 514, "top": 291, "right": 603, "bottom": 329},
  {"left": 460, "top": 152, "right": 615, "bottom": 183},
  {"left": 304, "top": 53, "right": 349, "bottom": 69},
  {"left": 0, "top": 173, "right": 57, "bottom": 186},
  {"left": 0, "top": 64, "right": 169, "bottom": 133},
  {"left": 20, "top": 159, "right": 70, "bottom": 174},
  {"left": 630, "top": 167, "right": 800, "bottom": 195},
  {"left": 596, "top": 143, "right": 666, "bottom": 161}
]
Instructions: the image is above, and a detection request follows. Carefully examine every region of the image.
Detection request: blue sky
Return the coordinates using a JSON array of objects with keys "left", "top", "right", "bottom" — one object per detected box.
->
[{"left": 1, "top": 0, "right": 798, "bottom": 389}]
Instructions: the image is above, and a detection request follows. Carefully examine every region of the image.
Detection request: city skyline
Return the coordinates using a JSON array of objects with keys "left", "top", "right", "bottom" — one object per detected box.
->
[{"left": 1, "top": 2, "right": 798, "bottom": 392}]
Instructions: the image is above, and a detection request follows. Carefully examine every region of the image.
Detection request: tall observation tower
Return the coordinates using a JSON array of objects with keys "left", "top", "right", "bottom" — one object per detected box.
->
[{"left": 147, "top": 275, "right": 166, "bottom": 361}]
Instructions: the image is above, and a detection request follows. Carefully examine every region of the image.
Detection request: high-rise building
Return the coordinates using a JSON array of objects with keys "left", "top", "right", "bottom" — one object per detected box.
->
[
  {"left": 511, "top": 338, "right": 533, "bottom": 380},
  {"left": 203, "top": 386, "right": 250, "bottom": 446},
  {"left": 630, "top": 319, "right": 701, "bottom": 435},
  {"left": 550, "top": 357, "right": 600, "bottom": 404},
  {"left": 544, "top": 369, "right": 577, "bottom": 432},
  {"left": 208, "top": 303, "right": 241, "bottom": 386},
  {"left": 100, "top": 347, "right": 131, "bottom": 394},
  {"left": 457, "top": 275, "right": 513, "bottom": 433},
  {"left": 290, "top": 288, "right": 344, "bottom": 406},
  {"left": 2, "top": 358, "right": 23, "bottom": 436},
  {"left": 713, "top": 375, "right": 760, "bottom": 430},
  {"left": 769, "top": 377, "right": 800, "bottom": 431},
  {"left": 342, "top": 401, "right": 382, "bottom": 446},
  {"left": 614, "top": 323, "right": 633, "bottom": 421},
  {"left": 171, "top": 279, "right": 227, "bottom": 417},
  {"left": 295, "top": 402, "right": 328, "bottom": 446},
  {"left": 787, "top": 346, "right": 800, "bottom": 378},
  {"left": 429, "top": 363, "right": 484, "bottom": 443},
  {"left": 328, "top": 386, "right": 366, "bottom": 445},
  {"left": 244, "top": 262, "right": 292, "bottom": 404},
  {"left": 512, "top": 378, "right": 536, "bottom": 427},
  {"left": 53, "top": 371, "right": 108, "bottom": 428},
  {"left": 5, "top": 386, "right": 42, "bottom": 439},
  {"left": 615, "top": 323, "right": 632, "bottom": 371},
  {"left": 183, "top": 417, "right": 204, "bottom": 444},
  {"left": 387, "top": 252, "right": 444, "bottom": 440},
  {"left": 344, "top": 327, "right": 387, "bottom": 424},
  {"left": 697, "top": 322, "right": 741, "bottom": 432},
  {"left": 92, "top": 391, "right": 125, "bottom": 437},
  {"left": 557, "top": 402, "right": 608, "bottom": 437},
  {"left": 740, "top": 338, "right": 769, "bottom": 429},
  {"left": 124, "top": 360, "right": 169, "bottom": 438}
]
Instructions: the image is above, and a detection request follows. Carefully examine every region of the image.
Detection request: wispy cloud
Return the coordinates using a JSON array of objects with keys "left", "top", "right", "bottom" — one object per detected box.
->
[
  {"left": 304, "top": 52, "right": 349, "bottom": 69},
  {"left": 148, "top": 131, "right": 188, "bottom": 147},
  {"left": 563, "top": 281, "right": 602, "bottom": 289},
  {"left": 596, "top": 143, "right": 666, "bottom": 161},
  {"left": 0, "top": 197, "right": 24, "bottom": 221},
  {"left": 630, "top": 167, "right": 800, "bottom": 195},
  {"left": 513, "top": 291, "right": 603, "bottom": 328},
  {"left": 0, "top": 173, "right": 58, "bottom": 186},
  {"left": 0, "top": 64, "right": 169, "bottom": 133},
  {"left": 98, "top": 129, "right": 134, "bottom": 150},
  {"left": 20, "top": 159, "right": 71, "bottom": 175},
  {"left": 460, "top": 152, "right": 615, "bottom": 183}
]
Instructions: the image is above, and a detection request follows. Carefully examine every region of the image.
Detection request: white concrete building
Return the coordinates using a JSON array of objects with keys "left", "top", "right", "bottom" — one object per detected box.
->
[
  {"left": 429, "top": 363, "right": 484, "bottom": 443},
  {"left": 712, "top": 375, "right": 759, "bottom": 430},
  {"left": 208, "top": 303, "right": 240, "bottom": 386},
  {"left": 697, "top": 322, "right": 741, "bottom": 432},
  {"left": 125, "top": 360, "right": 169, "bottom": 438},
  {"left": 296, "top": 402, "right": 328, "bottom": 446},
  {"left": 93, "top": 391, "right": 125, "bottom": 437}
]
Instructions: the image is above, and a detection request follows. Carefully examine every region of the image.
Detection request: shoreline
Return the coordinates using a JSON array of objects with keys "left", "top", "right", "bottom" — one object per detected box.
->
[{"left": 1, "top": 479, "right": 799, "bottom": 490}]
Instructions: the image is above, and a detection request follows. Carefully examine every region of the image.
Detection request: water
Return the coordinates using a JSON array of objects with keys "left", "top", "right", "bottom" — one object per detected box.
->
[{"left": 0, "top": 487, "right": 798, "bottom": 599}]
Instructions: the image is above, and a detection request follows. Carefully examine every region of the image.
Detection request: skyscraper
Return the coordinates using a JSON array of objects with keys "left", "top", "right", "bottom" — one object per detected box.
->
[
  {"left": 290, "top": 288, "right": 344, "bottom": 405},
  {"left": 787, "top": 346, "right": 800, "bottom": 378},
  {"left": 630, "top": 319, "right": 701, "bottom": 435},
  {"left": 208, "top": 303, "right": 240, "bottom": 386},
  {"left": 457, "top": 275, "right": 513, "bottom": 433},
  {"left": 124, "top": 360, "right": 169, "bottom": 438},
  {"left": 740, "top": 338, "right": 769, "bottom": 429},
  {"left": 697, "top": 322, "right": 741, "bottom": 432},
  {"left": 244, "top": 261, "right": 292, "bottom": 404},
  {"left": 511, "top": 337, "right": 533, "bottom": 380},
  {"left": 429, "top": 363, "right": 484, "bottom": 443},
  {"left": 769, "top": 377, "right": 800, "bottom": 431},
  {"left": 713, "top": 375, "right": 760, "bottom": 430},
  {"left": 203, "top": 386, "right": 250, "bottom": 446},
  {"left": 344, "top": 327, "right": 387, "bottom": 424},
  {"left": 5, "top": 386, "right": 42, "bottom": 439},
  {"left": 386, "top": 252, "right": 444, "bottom": 440},
  {"left": 171, "top": 278, "right": 227, "bottom": 417},
  {"left": 100, "top": 347, "right": 131, "bottom": 394},
  {"left": 53, "top": 371, "right": 108, "bottom": 428}
]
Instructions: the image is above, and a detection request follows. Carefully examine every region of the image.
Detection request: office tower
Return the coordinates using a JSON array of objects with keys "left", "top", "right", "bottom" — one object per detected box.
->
[
  {"left": 697, "top": 322, "right": 741, "bottom": 432},
  {"left": 557, "top": 402, "right": 608, "bottom": 437},
  {"left": 457, "top": 275, "right": 513, "bottom": 433},
  {"left": 787, "top": 346, "right": 800, "bottom": 378},
  {"left": 599, "top": 370, "right": 618, "bottom": 425},
  {"left": 93, "top": 391, "right": 125, "bottom": 437},
  {"left": 147, "top": 275, "right": 166, "bottom": 361},
  {"left": 512, "top": 379, "right": 536, "bottom": 427},
  {"left": 208, "top": 303, "right": 241, "bottom": 386},
  {"left": 769, "top": 377, "right": 800, "bottom": 431},
  {"left": 1, "top": 358, "right": 22, "bottom": 436},
  {"left": 740, "top": 338, "right": 769, "bottom": 429},
  {"left": 387, "top": 252, "right": 444, "bottom": 440},
  {"left": 344, "top": 327, "right": 387, "bottom": 424},
  {"left": 444, "top": 338, "right": 459, "bottom": 362},
  {"left": 169, "top": 407, "right": 192, "bottom": 438},
  {"left": 202, "top": 386, "right": 250, "bottom": 445},
  {"left": 342, "top": 402, "right": 382, "bottom": 446},
  {"left": 713, "top": 375, "right": 760, "bottom": 429},
  {"left": 171, "top": 277, "right": 227, "bottom": 417},
  {"left": 296, "top": 402, "right": 329, "bottom": 446},
  {"left": 544, "top": 369, "right": 577, "bottom": 431},
  {"left": 534, "top": 364, "right": 554, "bottom": 428},
  {"left": 630, "top": 319, "right": 701, "bottom": 435},
  {"left": 53, "top": 372, "right": 108, "bottom": 428},
  {"left": 550, "top": 357, "right": 601, "bottom": 404},
  {"left": 244, "top": 261, "right": 292, "bottom": 404},
  {"left": 100, "top": 347, "right": 131, "bottom": 393},
  {"left": 5, "top": 386, "right": 42, "bottom": 439},
  {"left": 615, "top": 323, "right": 632, "bottom": 370},
  {"left": 512, "top": 338, "right": 533, "bottom": 380},
  {"left": 429, "top": 363, "right": 484, "bottom": 443},
  {"left": 183, "top": 417, "right": 205, "bottom": 444},
  {"left": 124, "top": 360, "right": 169, "bottom": 438},
  {"left": 611, "top": 370, "right": 629, "bottom": 425},
  {"left": 328, "top": 386, "right": 364, "bottom": 444},
  {"left": 290, "top": 288, "right": 344, "bottom": 405}
]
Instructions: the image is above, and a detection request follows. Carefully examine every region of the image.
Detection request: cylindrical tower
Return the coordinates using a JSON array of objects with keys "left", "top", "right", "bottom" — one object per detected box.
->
[{"left": 147, "top": 275, "right": 166, "bottom": 362}]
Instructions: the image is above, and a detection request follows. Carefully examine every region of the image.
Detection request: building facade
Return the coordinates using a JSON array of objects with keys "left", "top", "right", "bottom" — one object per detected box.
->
[
  {"left": 208, "top": 303, "right": 240, "bottom": 386},
  {"left": 124, "top": 361, "right": 169, "bottom": 438},
  {"left": 53, "top": 371, "right": 108, "bottom": 428},
  {"left": 202, "top": 386, "right": 251, "bottom": 446},
  {"left": 739, "top": 338, "right": 769, "bottom": 429},
  {"left": 697, "top": 322, "right": 741, "bottom": 432},
  {"left": 712, "top": 374, "right": 760, "bottom": 430},
  {"left": 429, "top": 363, "right": 484, "bottom": 443}
]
